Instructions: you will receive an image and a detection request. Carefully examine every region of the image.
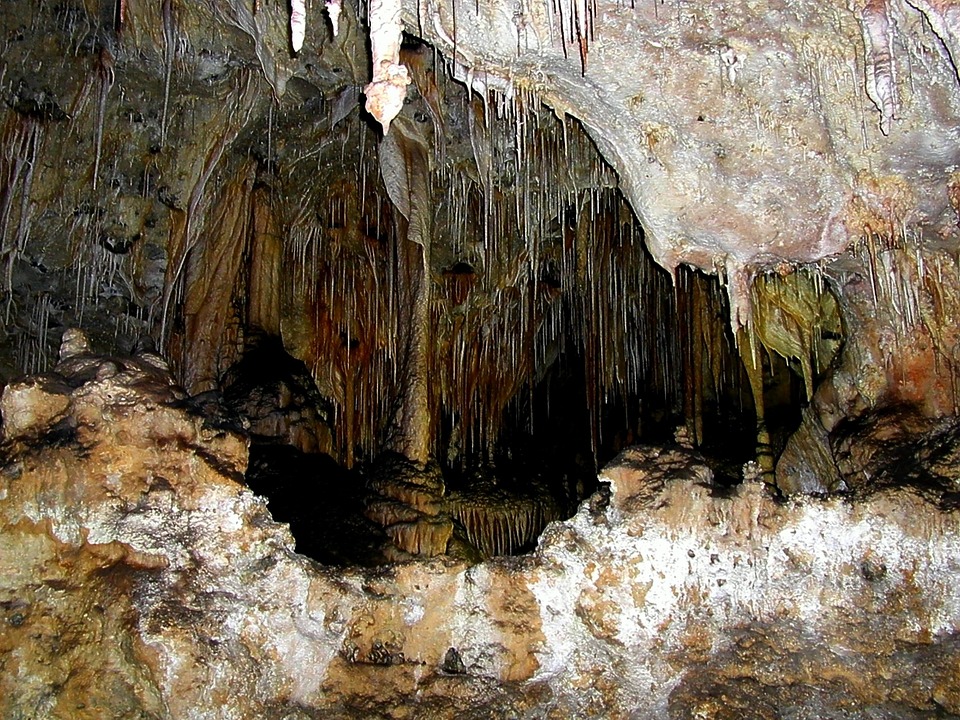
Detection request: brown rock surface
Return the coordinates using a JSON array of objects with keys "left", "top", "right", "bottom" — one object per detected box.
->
[{"left": 3, "top": 349, "right": 960, "bottom": 718}]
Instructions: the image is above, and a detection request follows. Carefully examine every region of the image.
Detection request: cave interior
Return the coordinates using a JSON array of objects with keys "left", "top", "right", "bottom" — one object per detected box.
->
[
  {"left": 0, "top": 0, "right": 957, "bottom": 565},
  {"left": 6, "top": 0, "right": 960, "bottom": 717}
]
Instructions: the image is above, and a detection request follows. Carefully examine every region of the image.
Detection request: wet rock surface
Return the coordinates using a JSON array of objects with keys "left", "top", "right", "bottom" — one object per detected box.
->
[{"left": 2, "top": 349, "right": 960, "bottom": 718}]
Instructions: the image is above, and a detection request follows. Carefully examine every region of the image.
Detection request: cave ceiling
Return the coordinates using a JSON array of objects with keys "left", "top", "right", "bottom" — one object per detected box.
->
[
  {"left": 4, "top": 0, "right": 958, "bottom": 301},
  {"left": 275, "top": 0, "right": 960, "bottom": 286},
  {"left": 403, "top": 0, "right": 960, "bottom": 286}
]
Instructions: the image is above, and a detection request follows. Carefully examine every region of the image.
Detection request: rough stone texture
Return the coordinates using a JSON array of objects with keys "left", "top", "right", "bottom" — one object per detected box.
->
[
  {"left": 401, "top": 0, "right": 960, "bottom": 294},
  {"left": 3, "top": 0, "right": 960, "bottom": 706},
  {"left": 831, "top": 405, "right": 960, "bottom": 501},
  {"left": 775, "top": 245, "right": 960, "bottom": 494},
  {"left": 2, "top": 354, "right": 960, "bottom": 718}
]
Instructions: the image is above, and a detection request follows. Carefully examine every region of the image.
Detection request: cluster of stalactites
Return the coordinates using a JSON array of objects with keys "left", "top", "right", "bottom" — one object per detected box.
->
[
  {"left": 281, "top": 91, "right": 672, "bottom": 468},
  {"left": 448, "top": 487, "right": 560, "bottom": 557},
  {"left": 288, "top": 0, "right": 342, "bottom": 51},
  {"left": 287, "top": 0, "right": 406, "bottom": 133},
  {"left": 750, "top": 269, "right": 843, "bottom": 403}
]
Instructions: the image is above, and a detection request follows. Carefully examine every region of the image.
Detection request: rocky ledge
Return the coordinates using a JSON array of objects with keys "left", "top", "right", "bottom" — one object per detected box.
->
[{"left": 1, "top": 339, "right": 959, "bottom": 718}]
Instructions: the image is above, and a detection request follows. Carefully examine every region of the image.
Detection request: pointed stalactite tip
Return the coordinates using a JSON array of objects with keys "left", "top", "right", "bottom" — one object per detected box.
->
[
  {"left": 291, "top": 0, "right": 306, "bottom": 53},
  {"left": 364, "top": 65, "right": 411, "bottom": 134},
  {"left": 326, "top": 0, "right": 342, "bottom": 37}
]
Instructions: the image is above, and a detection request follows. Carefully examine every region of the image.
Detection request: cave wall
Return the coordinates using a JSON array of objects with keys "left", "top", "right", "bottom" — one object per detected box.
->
[
  {"left": 2, "top": 1, "right": 960, "bottom": 714},
  {"left": 778, "top": 242, "right": 960, "bottom": 492}
]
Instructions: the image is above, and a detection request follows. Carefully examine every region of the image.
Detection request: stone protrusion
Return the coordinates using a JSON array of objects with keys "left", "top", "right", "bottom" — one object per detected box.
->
[
  {"left": 364, "top": 454, "right": 452, "bottom": 556},
  {"left": 58, "top": 328, "right": 91, "bottom": 361},
  {"left": 0, "top": 377, "right": 71, "bottom": 440}
]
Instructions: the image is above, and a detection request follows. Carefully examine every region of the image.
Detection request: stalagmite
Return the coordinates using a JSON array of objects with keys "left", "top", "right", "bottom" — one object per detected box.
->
[
  {"left": 364, "top": 455, "right": 453, "bottom": 556},
  {"left": 4, "top": 347, "right": 960, "bottom": 716},
  {"left": 6, "top": 0, "right": 960, "bottom": 713}
]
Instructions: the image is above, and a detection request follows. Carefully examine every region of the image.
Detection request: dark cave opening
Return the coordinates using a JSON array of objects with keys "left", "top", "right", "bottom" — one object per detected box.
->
[{"left": 230, "top": 252, "right": 817, "bottom": 566}]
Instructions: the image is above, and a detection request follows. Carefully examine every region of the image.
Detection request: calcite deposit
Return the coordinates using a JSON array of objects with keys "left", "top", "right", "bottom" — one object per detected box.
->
[
  {"left": 2, "top": 344, "right": 959, "bottom": 718},
  {"left": 3, "top": 0, "right": 960, "bottom": 713},
  {"left": 1, "top": 0, "right": 958, "bottom": 491}
]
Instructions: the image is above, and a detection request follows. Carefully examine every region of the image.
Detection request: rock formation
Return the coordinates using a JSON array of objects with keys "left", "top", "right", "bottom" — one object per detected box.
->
[
  {"left": 2, "top": 348, "right": 960, "bottom": 717},
  {"left": 2, "top": 0, "right": 960, "bottom": 714}
]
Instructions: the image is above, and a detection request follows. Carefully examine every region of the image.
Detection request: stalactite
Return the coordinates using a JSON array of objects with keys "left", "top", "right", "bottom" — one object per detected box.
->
[
  {"left": 902, "top": 0, "right": 960, "bottom": 83},
  {"left": 247, "top": 189, "right": 282, "bottom": 336},
  {"left": 737, "top": 324, "right": 773, "bottom": 475},
  {"left": 115, "top": 0, "right": 127, "bottom": 33},
  {"left": 541, "top": 0, "right": 596, "bottom": 73},
  {"left": 283, "top": 167, "right": 399, "bottom": 465},
  {"left": 384, "top": 517, "right": 454, "bottom": 557},
  {"left": 160, "top": 0, "right": 176, "bottom": 149},
  {"left": 276, "top": 57, "right": 690, "bottom": 474},
  {"left": 448, "top": 482, "right": 560, "bottom": 557},
  {"left": 379, "top": 116, "right": 433, "bottom": 464},
  {"left": 688, "top": 271, "right": 704, "bottom": 445},
  {"left": 92, "top": 47, "right": 115, "bottom": 193},
  {"left": 857, "top": 0, "right": 900, "bottom": 135},
  {"left": 15, "top": 293, "right": 53, "bottom": 374},
  {"left": 160, "top": 71, "right": 260, "bottom": 351},
  {"left": 0, "top": 115, "right": 44, "bottom": 323},
  {"left": 365, "top": 0, "right": 410, "bottom": 133},
  {"left": 752, "top": 269, "right": 842, "bottom": 404},
  {"left": 290, "top": 0, "right": 306, "bottom": 52},
  {"left": 326, "top": 0, "right": 342, "bottom": 37}
]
